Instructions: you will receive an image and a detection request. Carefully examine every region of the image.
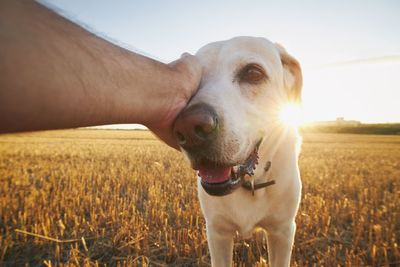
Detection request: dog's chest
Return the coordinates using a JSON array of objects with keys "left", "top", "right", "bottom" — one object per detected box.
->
[
  {"left": 228, "top": 189, "right": 272, "bottom": 237},
  {"left": 199, "top": 184, "right": 273, "bottom": 238}
]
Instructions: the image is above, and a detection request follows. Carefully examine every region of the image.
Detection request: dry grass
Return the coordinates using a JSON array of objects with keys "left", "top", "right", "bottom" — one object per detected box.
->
[{"left": 0, "top": 129, "right": 399, "bottom": 266}]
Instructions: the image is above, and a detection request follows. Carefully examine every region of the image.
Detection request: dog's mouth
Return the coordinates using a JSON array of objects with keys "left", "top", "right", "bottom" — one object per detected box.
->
[{"left": 197, "top": 140, "right": 261, "bottom": 196}]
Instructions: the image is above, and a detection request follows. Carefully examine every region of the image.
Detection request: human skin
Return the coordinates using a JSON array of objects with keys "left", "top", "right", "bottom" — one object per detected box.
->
[{"left": 0, "top": 0, "right": 202, "bottom": 149}]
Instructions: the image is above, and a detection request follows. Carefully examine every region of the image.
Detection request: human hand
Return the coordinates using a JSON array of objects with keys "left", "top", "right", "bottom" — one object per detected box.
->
[{"left": 146, "top": 53, "right": 202, "bottom": 149}]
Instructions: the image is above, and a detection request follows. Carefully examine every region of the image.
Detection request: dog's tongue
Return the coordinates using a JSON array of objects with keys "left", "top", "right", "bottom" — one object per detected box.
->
[{"left": 198, "top": 166, "right": 232, "bottom": 184}]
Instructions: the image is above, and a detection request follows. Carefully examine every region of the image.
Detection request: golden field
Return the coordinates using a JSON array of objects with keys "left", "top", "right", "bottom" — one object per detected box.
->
[{"left": 0, "top": 129, "right": 399, "bottom": 266}]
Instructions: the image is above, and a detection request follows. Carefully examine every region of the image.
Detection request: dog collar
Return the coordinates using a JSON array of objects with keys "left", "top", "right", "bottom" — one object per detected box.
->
[
  {"left": 241, "top": 160, "right": 275, "bottom": 196},
  {"left": 242, "top": 179, "right": 275, "bottom": 196},
  {"left": 200, "top": 159, "right": 275, "bottom": 197}
]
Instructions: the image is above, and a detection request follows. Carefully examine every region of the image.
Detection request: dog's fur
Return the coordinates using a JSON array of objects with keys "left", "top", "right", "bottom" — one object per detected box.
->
[{"left": 182, "top": 36, "right": 302, "bottom": 267}]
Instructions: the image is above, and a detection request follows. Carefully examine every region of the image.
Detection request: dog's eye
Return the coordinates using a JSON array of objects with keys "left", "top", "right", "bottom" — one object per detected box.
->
[{"left": 239, "top": 64, "right": 266, "bottom": 83}]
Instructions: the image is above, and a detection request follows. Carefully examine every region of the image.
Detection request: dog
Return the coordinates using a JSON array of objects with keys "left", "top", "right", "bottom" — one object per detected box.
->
[{"left": 173, "top": 36, "right": 302, "bottom": 267}]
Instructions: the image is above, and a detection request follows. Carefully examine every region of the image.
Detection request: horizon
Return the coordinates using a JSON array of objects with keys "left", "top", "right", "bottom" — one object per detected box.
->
[
  {"left": 43, "top": 0, "right": 400, "bottom": 124},
  {"left": 92, "top": 118, "right": 400, "bottom": 131}
]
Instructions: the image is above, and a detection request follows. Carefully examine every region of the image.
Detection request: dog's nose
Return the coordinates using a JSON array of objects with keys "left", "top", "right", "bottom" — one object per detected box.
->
[{"left": 173, "top": 104, "right": 218, "bottom": 150}]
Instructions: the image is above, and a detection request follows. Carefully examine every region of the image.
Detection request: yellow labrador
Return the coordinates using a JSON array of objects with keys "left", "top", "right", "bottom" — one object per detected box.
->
[{"left": 173, "top": 36, "right": 302, "bottom": 267}]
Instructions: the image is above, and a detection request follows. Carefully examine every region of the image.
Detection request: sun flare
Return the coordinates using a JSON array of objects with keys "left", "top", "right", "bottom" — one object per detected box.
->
[{"left": 279, "top": 104, "right": 304, "bottom": 127}]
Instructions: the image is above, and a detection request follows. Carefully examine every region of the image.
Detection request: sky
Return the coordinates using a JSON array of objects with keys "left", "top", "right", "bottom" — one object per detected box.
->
[{"left": 45, "top": 0, "right": 400, "bottom": 123}]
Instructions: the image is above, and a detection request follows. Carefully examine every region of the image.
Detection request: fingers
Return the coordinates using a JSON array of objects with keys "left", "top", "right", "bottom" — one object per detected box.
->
[
  {"left": 169, "top": 53, "right": 203, "bottom": 96},
  {"left": 149, "top": 53, "right": 202, "bottom": 150},
  {"left": 179, "top": 52, "right": 203, "bottom": 80},
  {"left": 179, "top": 52, "right": 201, "bottom": 70},
  {"left": 148, "top": 125, "right": 181, "bottom": 151}
]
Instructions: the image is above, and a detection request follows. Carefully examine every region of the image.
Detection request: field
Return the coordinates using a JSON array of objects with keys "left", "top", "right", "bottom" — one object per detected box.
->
[
  {"left": 0, "top": 129, "right": 399, "bottom": 266},
  {"left": 300, "top": 123, "right": 400, "bottom": 135}
]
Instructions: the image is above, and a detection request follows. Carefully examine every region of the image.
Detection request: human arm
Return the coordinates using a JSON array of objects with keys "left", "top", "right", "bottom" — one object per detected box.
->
[{"left": 0, "top": 0, "right": 201, "bottom": 148}]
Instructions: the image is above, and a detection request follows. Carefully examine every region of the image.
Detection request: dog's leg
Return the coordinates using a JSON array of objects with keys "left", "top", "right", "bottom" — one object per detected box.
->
[
  {"left": 206, "top": 225, "right": 234, "bottom": 267},
  {"left": 266, "top": 221, "right": 296, "bottom": 267}
]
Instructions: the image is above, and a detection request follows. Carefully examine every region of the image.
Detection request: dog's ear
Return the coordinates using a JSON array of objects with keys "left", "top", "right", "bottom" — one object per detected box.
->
[{"left": 275, "top": 43, "right": 302, "bottom": 103}]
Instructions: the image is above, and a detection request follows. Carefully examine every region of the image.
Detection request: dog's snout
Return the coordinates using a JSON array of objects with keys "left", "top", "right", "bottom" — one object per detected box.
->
[{"left": 173, "top": 104, "right": 218, "bottom": 150}]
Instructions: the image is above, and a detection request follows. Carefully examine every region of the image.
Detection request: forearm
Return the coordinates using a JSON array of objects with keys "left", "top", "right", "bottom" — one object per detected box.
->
[{"left": 0, "top": 0, "right": 182, "bottom": 132}]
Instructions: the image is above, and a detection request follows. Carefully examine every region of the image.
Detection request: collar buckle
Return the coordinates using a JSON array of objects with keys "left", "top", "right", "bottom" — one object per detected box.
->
[{"left": 241, "top": 160, "right": 275, "bottom": 195}]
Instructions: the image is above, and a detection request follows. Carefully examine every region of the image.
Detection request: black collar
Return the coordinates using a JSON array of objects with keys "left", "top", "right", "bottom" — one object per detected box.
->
[{"left": 241, "top": 160, "right": 275, "bottom": 196}]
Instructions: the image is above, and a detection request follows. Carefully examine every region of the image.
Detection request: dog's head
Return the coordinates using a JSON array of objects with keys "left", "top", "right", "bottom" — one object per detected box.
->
[{"left": 173, "top": 36, "right": 302, "bottom": 196}]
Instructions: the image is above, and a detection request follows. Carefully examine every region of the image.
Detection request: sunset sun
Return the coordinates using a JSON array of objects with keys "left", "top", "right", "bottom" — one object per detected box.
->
[{"left": 279, "top": 103, "right": 304, "bottom": 127}]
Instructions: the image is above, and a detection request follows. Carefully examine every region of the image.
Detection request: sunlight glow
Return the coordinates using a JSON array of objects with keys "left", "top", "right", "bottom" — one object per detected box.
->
[{"left": 279, "top": 104, "right": 304, "bottom": 127}]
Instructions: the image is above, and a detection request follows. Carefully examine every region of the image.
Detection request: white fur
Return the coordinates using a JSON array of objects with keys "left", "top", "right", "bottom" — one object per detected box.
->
[{"left": 189, "top": 37, "right": 302, "bottom": 267}]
